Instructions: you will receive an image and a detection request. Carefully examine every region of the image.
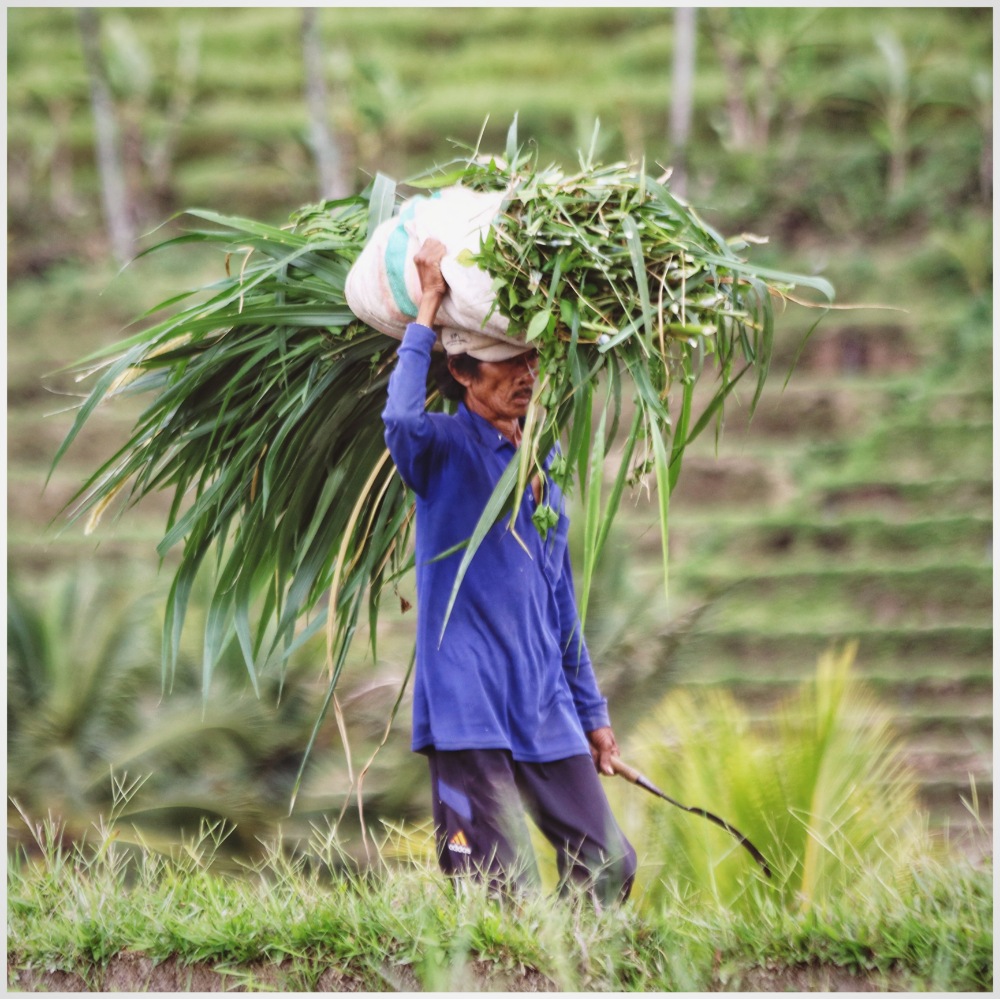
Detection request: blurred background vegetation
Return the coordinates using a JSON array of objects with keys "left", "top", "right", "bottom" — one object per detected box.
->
[{"left": 6, "top": 6, "right": 992, "bottom": 882}]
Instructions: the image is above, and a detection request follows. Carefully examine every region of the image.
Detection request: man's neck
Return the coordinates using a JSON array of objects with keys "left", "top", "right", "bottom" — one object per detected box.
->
[{"left": 464, "top": 398, "right": 521, "bottom": 446}]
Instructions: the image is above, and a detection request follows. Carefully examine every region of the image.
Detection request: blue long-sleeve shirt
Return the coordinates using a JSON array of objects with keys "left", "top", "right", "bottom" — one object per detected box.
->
[{"left": 382, "top": 323, "right": 610, "bottom": 761}]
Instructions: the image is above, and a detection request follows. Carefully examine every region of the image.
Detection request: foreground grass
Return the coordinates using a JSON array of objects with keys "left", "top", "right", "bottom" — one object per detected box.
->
[{"left": 6, "top": 811, "right": 992, "bottom": 992}]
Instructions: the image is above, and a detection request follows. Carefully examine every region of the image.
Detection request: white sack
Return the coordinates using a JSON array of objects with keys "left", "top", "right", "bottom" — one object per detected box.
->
[{"left": 345, "top": 186, "right": 524, "bottom": 350}]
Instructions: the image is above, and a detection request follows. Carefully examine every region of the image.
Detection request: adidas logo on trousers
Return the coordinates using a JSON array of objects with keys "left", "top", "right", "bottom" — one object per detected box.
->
[{"left": 447, "top": 830, "right": 472, "bottom": 855}]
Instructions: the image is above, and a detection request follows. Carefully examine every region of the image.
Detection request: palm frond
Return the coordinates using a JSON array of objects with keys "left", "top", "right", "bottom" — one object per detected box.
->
[{"left": 54, "top": 191, "right": 421, "bottom": 702}]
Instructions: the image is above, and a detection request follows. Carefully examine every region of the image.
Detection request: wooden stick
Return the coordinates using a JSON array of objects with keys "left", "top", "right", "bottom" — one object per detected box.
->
[{"left": 610, "top": 755, "right": 772, "bottom": 877}]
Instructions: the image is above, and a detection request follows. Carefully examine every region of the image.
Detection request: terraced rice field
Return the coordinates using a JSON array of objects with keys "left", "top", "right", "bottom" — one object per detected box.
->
[
  {"left": 9, "top": 287, "right": 991, "bottom": 864},
  {"left": 620, "top": 321, "right": 993, "bottom": 860}
]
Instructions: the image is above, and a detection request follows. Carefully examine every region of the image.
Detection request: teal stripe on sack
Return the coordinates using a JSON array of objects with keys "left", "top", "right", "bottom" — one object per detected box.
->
[{"left": 385, "top": 198, "right": 422, "bottom": 318}]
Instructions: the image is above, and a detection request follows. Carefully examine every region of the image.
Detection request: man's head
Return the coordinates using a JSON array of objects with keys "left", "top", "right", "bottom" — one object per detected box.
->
[
  {"left": 445, "top": 347, "right": 539, "bottom": 424},
  {"left": 435, "top": 328, "right": 539, "bottom": 423}
]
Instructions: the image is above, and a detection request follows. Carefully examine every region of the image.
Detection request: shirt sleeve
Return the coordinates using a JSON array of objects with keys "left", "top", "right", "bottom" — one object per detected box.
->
[
  {"left": 556, "top": 543, "right": 611, "bottom": 732},
  {"left": 382, "top": 323, "right": 440, "bottom": 497}
]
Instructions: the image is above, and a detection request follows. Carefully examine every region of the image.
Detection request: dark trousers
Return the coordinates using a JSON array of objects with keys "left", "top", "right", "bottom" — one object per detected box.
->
[{"left": 426, "top": 748, "right": 637, "bottom": 906}]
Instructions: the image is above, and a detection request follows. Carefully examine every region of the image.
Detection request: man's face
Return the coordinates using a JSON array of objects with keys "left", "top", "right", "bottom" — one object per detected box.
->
[{"left": 452, "top": 349, "right": 540, "bottom": 426}]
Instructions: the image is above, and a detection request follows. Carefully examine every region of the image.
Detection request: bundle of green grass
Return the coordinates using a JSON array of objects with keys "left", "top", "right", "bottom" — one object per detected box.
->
[{"left": 55, "top": 131, "right": 832, "bottom": 752}]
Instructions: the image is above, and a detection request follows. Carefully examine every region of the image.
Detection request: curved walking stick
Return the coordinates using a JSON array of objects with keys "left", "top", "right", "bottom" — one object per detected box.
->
[{"left": 611, "top": 755, "right": 772, "bottom": 878}]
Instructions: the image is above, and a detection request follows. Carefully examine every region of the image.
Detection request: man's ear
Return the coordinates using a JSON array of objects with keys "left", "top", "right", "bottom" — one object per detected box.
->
[{"left": 447, "top": 357, "right": 473, "bottom": 387}]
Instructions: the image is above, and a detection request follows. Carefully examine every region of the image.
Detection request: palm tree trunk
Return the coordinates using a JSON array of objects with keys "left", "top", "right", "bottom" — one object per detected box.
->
[
  {"left": 669, "top": 7, "right": 697, "bottom": 197},
  {"left": 301, "top": 7, "right": 348, "bottom": 199},
  {"left": 78, "top": 7, "right": 135, "bottom": 265}
]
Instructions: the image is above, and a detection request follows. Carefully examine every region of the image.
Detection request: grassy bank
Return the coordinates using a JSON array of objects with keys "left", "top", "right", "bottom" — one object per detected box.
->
[{"left": 6, "top": 807, "right": 992, "bottom": 993}]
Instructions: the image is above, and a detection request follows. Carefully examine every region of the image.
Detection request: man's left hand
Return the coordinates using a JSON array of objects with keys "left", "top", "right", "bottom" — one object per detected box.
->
[{"left": 587, "top": 726, "right": 620, "bottom": 777}]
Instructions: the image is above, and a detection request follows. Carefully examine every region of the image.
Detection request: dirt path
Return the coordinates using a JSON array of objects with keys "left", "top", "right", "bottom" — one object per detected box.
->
[{"left": 8, "top": 951, "right": 911, "bottom": 992}]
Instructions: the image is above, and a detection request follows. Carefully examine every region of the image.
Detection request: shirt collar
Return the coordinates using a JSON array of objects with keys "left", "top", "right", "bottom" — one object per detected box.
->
[{"left": 457, "top": 402, "right": 517, "bottom": 453}]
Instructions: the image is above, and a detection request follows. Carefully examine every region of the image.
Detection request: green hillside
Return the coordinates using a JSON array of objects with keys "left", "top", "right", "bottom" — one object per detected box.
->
[{"left": 6, "top": 6, "right": 992, "bottom": 858}]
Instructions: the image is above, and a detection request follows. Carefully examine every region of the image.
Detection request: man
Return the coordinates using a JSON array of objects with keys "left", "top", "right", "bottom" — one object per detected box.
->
[{"left": 382, "top": 238, "right": 636, "bottom": 904}]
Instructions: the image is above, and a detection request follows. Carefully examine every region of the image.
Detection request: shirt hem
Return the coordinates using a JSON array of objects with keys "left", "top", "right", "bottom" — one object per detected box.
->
[{"left": 413, "top": 737, "right": 590, "bottom": 764}]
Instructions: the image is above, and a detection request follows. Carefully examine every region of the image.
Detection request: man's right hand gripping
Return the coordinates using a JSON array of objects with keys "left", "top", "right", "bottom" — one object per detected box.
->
[{"left": 414, "top": 238, "right": 448, "bottom": 329}]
